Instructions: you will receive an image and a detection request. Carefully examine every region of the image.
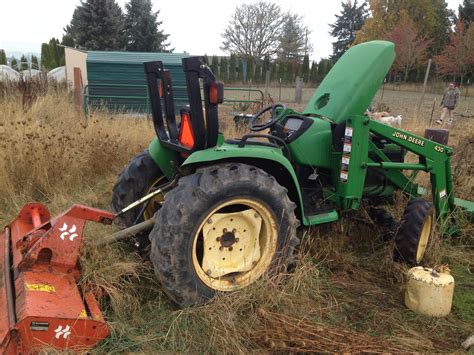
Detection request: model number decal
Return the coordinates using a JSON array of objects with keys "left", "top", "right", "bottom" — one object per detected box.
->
[{"left": 392, "top": 131, "right": 425, "bottom": 147}]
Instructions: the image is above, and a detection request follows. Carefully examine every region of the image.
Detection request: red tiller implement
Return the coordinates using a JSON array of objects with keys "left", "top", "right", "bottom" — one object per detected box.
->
[{"left": 0, "top": 203, "right": 114, "bottom": 353}]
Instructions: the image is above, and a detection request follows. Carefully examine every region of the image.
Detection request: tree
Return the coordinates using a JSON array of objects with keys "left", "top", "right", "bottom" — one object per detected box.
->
[
  {"left": 124, "top": 0, "right": 171, "bottom": 52},
  {"left": 238, "top": 57, "right": 244, "bottom": 81},
  {"left": 40, "top": 38, "right": 62, "bottom": 70},
  {"left": 310, "top": 60, "right": 318, "bottom": 83},
  {"left": 385, "top": 12, "right": 431, "bottom": 81},
  {"left": 31, "top": 55, "right": 39, "bottom": 69},
  {"left": 66, "top": 0, "right": 126, "bottom": 50},
  {"left": 211, "top": 55, "right": 219, "bottom": 76},
  {"left": 10, "top": 57, "right": 18, "bottom": 71},
  {"left": 219, "top": 56, "right": 228, "bottom": 81},
  {"left": 278, "top": 13, "right": 313, "bottom": 62},
  {"left": 459, "top": 0, "right": 474, "bottom": 26},
  {"left": 329, "top": 0, "right": 368, "bottom": 61},
  {"left": 247, "top": 56, "right": 254, "bottom": 82},
  {"left": 317, "top": 58, "right": 333, "bottom": 81},
  {"left": 254, "top": 59, "right": 262, "bottom": 83},
  {"left": 20, "top": 55, "right": 29, "bottom": 71},
  {"left": 355, "top": 0, "right": 452, "bottom": 55},
  {"left": 301, "top": 54, "right": 310, "bottom": 82},
  {"left": 0, "top": 50, "right": 6, "bottom": 65},
  {"left": 434, "top": 20, "right": 474, "bottom": 85},
  {"left": 221, "top": 2, "right": 284, "bottom": 58},
  {"left": 229, "top": 53, "right": 236, "bottom": 82}
]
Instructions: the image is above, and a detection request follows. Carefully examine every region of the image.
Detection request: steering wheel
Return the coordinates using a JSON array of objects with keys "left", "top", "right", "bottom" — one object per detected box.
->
[{"left": 248, "top": 104, "right": 286, "bottom": 131}]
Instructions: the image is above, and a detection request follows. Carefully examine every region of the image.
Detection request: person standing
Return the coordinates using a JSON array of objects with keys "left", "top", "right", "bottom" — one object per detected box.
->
[{"left": 436, "top": 82, "right": 460, "bottom": 126}]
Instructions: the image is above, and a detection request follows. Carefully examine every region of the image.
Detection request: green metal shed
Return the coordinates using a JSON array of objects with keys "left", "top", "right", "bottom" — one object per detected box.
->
[{"left": 85, "top": 51, "right": 189, "bottom": 113}]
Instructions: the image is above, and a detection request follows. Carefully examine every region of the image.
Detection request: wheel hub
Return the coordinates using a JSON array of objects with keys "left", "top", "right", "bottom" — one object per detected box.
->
[
  {"left": 201, "top": 208, "right": 263, "bottom": 278},
  {"left": 219, "top": 229, "right": 237, "bottom": 248}
]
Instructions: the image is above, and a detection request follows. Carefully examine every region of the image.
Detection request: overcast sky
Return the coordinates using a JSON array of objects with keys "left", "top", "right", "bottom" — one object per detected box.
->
[{"left": 0, "top": 0, "right": 464, "bottom": 60}]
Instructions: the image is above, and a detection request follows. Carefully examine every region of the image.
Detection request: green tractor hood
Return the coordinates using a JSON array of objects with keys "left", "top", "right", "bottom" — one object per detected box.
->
[{"left": 304, "top": 41, "right": 395, "bottom": 124}]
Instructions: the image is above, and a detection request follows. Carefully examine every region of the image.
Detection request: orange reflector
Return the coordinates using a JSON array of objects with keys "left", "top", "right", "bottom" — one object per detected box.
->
[
  {"left": 158, "top": 80, "right": 164, "bottom": 97},
  {"left": 209, "top": 83, "right": 224, "bottom": 104},
  {"left": 179, "top": 111, "right": 194, "bottom": 149}
]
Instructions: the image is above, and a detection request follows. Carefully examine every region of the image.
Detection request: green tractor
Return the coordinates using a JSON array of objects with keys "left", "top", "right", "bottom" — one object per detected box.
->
[{"left": 112, "top": 41, "right": 473, "bottom": 307}]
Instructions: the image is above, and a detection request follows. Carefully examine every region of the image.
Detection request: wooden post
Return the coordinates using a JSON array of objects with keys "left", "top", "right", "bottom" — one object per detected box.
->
[
  {"left": 295, "top": 76, "right": 303, "bottom": 104},
  {"left": 416, "top": 59, "right": 432, "bottom": 121},
  {"left": 73, "top": 67, "right": 83, "bottom": 112}
]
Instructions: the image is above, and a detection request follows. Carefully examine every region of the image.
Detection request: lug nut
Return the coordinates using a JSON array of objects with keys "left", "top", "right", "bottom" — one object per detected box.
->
[
  {"left": 235, "top": 238, "right": 239, "bottom": 242},
  {"left": 219, "top": 246, "right": 224, "bottom": 251},
  {"left": 229, "top": 247, "right": 233, "bottom": 251},
  {"left": 223, "top": 228, "right": 227, "bottom": 233},
  {"left": 232, "top": 228, "right": 237, "bottom": 233},
  {"left": 207, "top": 219, "right": 212, "bottom": 224},
  {"left": 216, "top": 237, "right": 221, "bottom": 241},
  {"left": 206, "top": 269, "right": 212, "bottom": 275}
]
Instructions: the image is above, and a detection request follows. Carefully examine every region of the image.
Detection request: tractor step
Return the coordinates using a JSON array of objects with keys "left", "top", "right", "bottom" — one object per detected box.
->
[{"left": 306, "top": 210, "right": 339, "bottom": 225}]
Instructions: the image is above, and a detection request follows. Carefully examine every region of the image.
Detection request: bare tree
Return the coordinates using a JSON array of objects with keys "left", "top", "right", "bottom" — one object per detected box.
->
[{"left": 221, "top": 2, "right": 284, "bottom": 59}]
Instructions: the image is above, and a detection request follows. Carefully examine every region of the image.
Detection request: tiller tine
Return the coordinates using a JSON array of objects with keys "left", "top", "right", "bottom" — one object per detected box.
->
[{"left": 1, "top": 203, "right": 114, "bottom": 353}]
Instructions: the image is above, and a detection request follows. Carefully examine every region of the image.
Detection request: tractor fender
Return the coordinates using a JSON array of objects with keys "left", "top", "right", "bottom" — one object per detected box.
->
[
  {"left": 148, "top": 137, "right": 179, "bottom": 179},
  {"left": 182, "top": 144, "right": 309, "bottom": 225}
]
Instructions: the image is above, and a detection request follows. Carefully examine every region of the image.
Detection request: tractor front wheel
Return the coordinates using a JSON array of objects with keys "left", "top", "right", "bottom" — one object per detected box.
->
[
  {"left": 149, "top": 163, "right": 299, "bottom": 306},
  {"left": 393, "top": 199, "right": 434, "bottom": 265}
]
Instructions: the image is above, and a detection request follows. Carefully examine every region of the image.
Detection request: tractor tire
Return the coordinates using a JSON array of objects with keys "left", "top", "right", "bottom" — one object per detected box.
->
[
  {"left": 149, "top": 163, "right": 300, "bottom": 306},
  {"left": 112, "top": 150, "right": 164, "bottom": 248},
  {"left": 393, "top": 199, "right": 434, "bottom": 265}
]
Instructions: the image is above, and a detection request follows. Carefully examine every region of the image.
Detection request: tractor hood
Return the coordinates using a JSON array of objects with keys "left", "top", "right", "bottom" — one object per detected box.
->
[{"left": 304, "top": 41, "right": 395, "bottom": 124}]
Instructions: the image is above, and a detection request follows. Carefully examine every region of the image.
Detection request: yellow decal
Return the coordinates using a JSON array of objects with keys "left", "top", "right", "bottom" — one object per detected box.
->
[
  {"left": 392, "top": 131, "right": 425, "bottom": 147},
  {"left": 26, "top": 283, "right": 56, "bottom": 293},
  {"left": 79, "top": 309, "right": 88, "bottom": 318}
]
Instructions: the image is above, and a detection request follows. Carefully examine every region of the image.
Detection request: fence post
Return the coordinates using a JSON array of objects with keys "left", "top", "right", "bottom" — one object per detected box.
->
[
  {"left": 295, "top": 76, "right": 303, "bottom": 104},
  {"left": 73, "top": 67, "right": 83, "bottom": 112},
  {"left": 416, "top": 58, "right": 432, "bottom": 121}
]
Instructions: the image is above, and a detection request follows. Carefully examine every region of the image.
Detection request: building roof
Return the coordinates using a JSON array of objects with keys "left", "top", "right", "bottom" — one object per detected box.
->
[{"left": 87, "top": 51, "right": 187, "bottom": 65}]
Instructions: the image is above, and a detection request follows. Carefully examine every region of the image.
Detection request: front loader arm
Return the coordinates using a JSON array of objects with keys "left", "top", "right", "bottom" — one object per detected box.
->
[{"left": 337, "top": 115, "right": 455, "bottom": 232}]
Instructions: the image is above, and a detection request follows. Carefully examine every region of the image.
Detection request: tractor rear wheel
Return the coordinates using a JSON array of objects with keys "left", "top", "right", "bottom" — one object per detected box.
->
[
  {"left": 112, "top": 150, "right": 165, "bottom": 249},
  {"left": 393, "top": 199, "right": 434, "bottom": 265},
  {"left": 149, "top": 163, "right": 299, "bottom": 306}
]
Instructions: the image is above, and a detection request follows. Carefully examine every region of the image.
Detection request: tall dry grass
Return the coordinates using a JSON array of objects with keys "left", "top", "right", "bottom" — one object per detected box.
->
[{"left": 0, "top": 85, "right": 154, "bottom": 216}]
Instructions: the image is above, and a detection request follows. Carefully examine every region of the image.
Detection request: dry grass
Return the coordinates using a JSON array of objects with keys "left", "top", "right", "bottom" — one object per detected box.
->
[{"left": 0, "top": 82, "right": 473, "bottom": 353}]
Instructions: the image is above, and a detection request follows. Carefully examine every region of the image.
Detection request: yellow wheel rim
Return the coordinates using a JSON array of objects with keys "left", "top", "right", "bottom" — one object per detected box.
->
[
  {"left": 192, "top": 198, "right": 278, "bottom": 291},
  {"left": 143, "top": 176, "right": 167, "bottom": 220},
  {"left": 416, "top": 215, "right": 433, "bottom": 263}
]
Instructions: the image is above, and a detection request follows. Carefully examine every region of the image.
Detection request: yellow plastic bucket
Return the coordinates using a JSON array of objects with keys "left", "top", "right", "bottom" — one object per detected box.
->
[{"left": 405, "top": 267, "right": 454, "bottom": 317}]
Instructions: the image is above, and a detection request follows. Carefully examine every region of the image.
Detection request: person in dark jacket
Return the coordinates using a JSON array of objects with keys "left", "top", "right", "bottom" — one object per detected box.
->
[{"left": 436, "top": 82, "right": 460, "bottom": 126}]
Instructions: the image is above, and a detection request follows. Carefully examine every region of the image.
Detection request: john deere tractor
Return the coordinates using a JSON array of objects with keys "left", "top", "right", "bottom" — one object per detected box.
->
[{"left": 111, "top": 41, "right": 473, "bottom": 307}]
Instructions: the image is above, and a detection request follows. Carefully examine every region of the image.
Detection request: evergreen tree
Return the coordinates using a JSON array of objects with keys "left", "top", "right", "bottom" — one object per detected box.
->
[
  {"left": 278, "top": 13, "right": 312, "bottom": 62},
  {"left": 229, "top": 54, "right": 236, "bottom": 82},
  {"left": 10, "top": 57, "right": 18, "bottom": 71},
  {"left": 124, "top": 0, "right": 171, "bottom": 52},
  {"left": 270, "top": 60, "right": 278, "bottom": 81},
  {"left": 31, "top": 55, "right": 39, "bottom": 69},
  {"left": 262, "top": 56, "right": 270, "bottom": 82},
  {"left": 48, "top": 38, "right": 60, "bottom": 68},
  {"left": 255, "top": 60, "right": 262, "bottom": 83},
  {"left": 302, "top": 54, "right": 310, "bottom": 82},
  {"left": 41, "top": 43, "right": 51, "bottom": 70},
  {"left": 66, "top": 0, "right": 126, "bottom": 50},
  {"left": 317, "top": 58, "right": 333, "bottom": 81},
  {"left": 459, "top": 0, "right": 474, "bottom": 26},
  {"left": 278, "top": 60, "right": 285, "bottom": 81},
  {"left": 247, "top": 56, "right": 254, "bottom": 82},
  {"left": 61, "top": 34, "right": 75, "bottom": 48},
  {"left": 20, "top": 55, "right": 29, "bottom": 71},
  {"left": 0, "top": 50, "right": 7, "bottom": 65},
  {"left": 310, "top": 60, "right": 318, "bottom": 83},
  {"left": 219, "top": 56, "right": 228, "bottom": 81},
  {"left": 285, "top": 61, "right": 294, "bottom": 82},
  {"left": 329, "top": 0, "right": 368, "bottom": 61},
  {"left": 211, "top": 55, "right": 219, "bottom": 75},
  {"left": 238, "top": 57, "right": 244, "bottom": 81}
]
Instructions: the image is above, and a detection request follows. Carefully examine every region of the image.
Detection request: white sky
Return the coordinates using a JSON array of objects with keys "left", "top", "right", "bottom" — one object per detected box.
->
[{"left": 0, "top": 0, "right": 464, "bottom": 61}]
